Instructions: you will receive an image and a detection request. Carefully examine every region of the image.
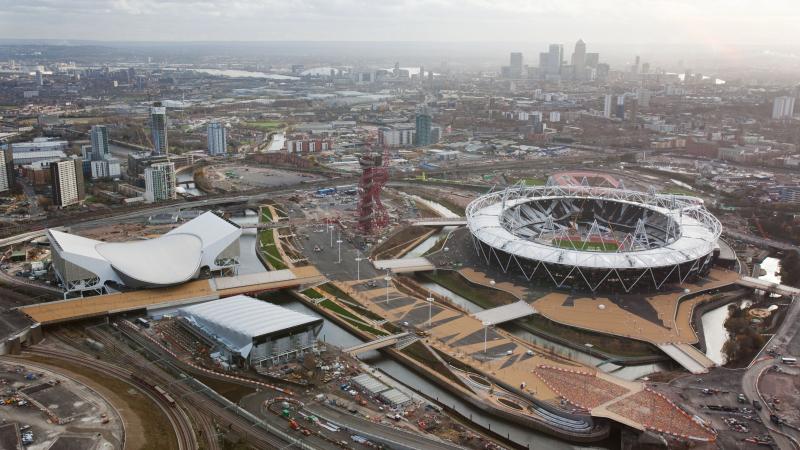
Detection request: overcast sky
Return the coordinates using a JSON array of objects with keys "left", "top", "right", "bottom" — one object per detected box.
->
[{"left": 1, "top": 0, "right": 798, "bottom": 47}]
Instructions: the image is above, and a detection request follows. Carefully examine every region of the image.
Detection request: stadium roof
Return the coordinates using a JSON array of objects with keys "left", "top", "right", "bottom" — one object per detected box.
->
[
  {"left": 467, "top": 186, "right": 721, "bottom": 270},
  {"left": 179, "top": 295, "right": 322, "bottom": 357}
]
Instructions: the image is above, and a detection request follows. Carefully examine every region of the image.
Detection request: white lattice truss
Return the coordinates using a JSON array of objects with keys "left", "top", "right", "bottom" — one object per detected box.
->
[{"left": 466, "top": 185, "right": 722, "bottom": 292}]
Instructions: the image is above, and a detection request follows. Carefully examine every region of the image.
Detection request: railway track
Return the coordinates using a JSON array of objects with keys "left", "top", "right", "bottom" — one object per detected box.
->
[
  {"left": 62, "top": 325, "right": 295, "bottom": 450},
  {"left": 23, "top": 346, "right": 197, "bottom": 450}
]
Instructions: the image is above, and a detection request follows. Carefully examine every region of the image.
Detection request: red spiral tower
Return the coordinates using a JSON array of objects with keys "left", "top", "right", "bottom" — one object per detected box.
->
[{"left": 356, "top": 148, "right": 389, "bottom": 234}]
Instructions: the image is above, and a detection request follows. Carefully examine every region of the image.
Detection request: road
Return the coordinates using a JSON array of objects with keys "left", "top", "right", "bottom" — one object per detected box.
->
[
  {"left": 741, "top": 290, "right": 800, "bottom": 449},
  {"left": 304, "top": 403, "right": 464, "bottom": 450},
  {"left": 724, "top": 229, "right": 800, "bottom": 253}
]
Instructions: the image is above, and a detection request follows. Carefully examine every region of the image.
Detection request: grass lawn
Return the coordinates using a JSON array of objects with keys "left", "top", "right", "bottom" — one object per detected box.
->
[
  {"left": 260, "top": 207, "right": 274, "bottom": 223},
  {"left": 520, "top": 177, "right": 547, "bottom": 186},
  {"left": 516, "top": 315, "right": 661, "bottom": 358},
  {"left": 243, "top": 120, "right": 284, "bottom": 131},
  {"left": 258, "top": 229, "right": 286, "bottom": 270},
  {"left": 419, "top": 271, "right": 517, "bottom": 309}
]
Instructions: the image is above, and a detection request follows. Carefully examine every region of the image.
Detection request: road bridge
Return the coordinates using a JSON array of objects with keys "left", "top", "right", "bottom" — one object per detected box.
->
[
  {"left": 19, "top": 267, "right": 325, "bottom": 325},
  {"left": 657, "top": 343, "right": 715, "bottom": 374},
  {"left": 343, "top": 332, "right": 415, "bottom": 355}
]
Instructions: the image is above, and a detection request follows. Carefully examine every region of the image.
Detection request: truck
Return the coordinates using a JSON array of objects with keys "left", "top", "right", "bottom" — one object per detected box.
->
[{"left": 753, "top": 399, "right": 762, "bottom": 411}]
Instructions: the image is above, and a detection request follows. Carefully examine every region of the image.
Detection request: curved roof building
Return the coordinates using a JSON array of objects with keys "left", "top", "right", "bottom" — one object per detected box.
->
[
  {"left": 49, "top": 211, "right": 241, "bottom": 296},
  {"left": 466, "top": 185, "right": 722, "bottom": 292}
]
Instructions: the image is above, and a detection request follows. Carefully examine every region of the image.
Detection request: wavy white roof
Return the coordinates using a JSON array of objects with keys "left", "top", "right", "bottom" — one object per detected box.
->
[{"left": 49, "top": 211, "right": 240, "bottom": 288}]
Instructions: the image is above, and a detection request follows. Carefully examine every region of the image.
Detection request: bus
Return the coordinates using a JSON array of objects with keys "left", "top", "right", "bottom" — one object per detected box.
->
[
  {"left": 781, "top": 357, "right": 796, "bottom": 365},
  {"left": 135, "top": 317, "right": 150, "bottom": 328}
]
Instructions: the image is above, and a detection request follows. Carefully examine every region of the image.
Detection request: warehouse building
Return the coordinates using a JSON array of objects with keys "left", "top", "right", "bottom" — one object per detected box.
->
[{"left": 178, "top": 295, "right": 323, "bottom": 368}]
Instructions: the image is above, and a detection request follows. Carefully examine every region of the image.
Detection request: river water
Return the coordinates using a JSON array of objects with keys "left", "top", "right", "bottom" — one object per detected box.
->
[
  {"left": 701, "top": 256, "right": 783, "bottom": 365},
  {"left": 230, "top": 210, "right": 585, "bottom": 449}
]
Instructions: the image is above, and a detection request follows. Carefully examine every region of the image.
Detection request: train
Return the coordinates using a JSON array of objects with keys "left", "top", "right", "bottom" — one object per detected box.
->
[{"left": 130, "top": 374, "right": 176, "bottom": 407}]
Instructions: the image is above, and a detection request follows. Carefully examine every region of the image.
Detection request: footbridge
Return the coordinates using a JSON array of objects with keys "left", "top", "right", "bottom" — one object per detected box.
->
[
  {"left": 736, "top": 276, "right": 800, "bottom": 298},
  {"left": 343, "top": 332, "right": 417, "bottom": 355},
  {"left": 472, "top": 300, "right": 538, "bottom": 325},
  {"left": 411, "top": 217, "right": 467, "bottom": 227},
  {"left": 657, "top": 343, "right": 715, "bottom": 374},
  {"left": 372, "top": 258, "right": 435, "bottom": 273}
]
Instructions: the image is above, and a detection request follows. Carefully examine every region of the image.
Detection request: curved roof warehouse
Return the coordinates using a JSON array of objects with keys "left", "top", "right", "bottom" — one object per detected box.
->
[{"left": 48, "top": 211, "right": 241, "bottom": 296}]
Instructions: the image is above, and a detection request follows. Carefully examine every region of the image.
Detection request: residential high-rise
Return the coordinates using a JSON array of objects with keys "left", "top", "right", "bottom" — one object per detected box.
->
[
  {"left": 150, "top": 104, "right": 168, "bottom": 154},
  {"left": 571, "top": 39, "right": 586, "bottom": 78},
  {"left": 144, "top": 162, "right": 176, "bottom": 203},
  {"left": 636, "top": 88, "right": 651, "bottom": 109},
  {"left": 616, "top": 95, "right": 626, "bottom": 119},
  {"left": 0, "top": 148, "right": 12, "bottom": 194},
  {"left": 509, "top": 52, "right": 523, "bottom": 79},
  {"left": 207, "top": 122, "right": 227, "bottom": 156},
  {"left": 415, "top": 109, "right": 432, "bottom": 146},
  {"left": 90, "top": 125, "right": 110, "bottom": 161},
  {"left": 603, "top": 94, "right": 613, "bottom": 118},
  {"left": 772, "top": 96, "right": 796, "bottom": 119},
  {"left": 50, "top": 158, "right": 85, "bottom": 207}
]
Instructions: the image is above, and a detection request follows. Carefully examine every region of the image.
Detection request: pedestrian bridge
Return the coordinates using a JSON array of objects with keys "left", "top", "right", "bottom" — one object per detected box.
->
[
  {"left": 736, "top": 276, "right": 800, "bottom": 298},
  {"left": 657, "top": 343, "right": 715, "bottom": 374},
  {"left": 372, "top": 257, "right": 435, "bottom": 273},
  {"left": 343, "top": 332, "right": 416, "bottom": 355},
  {"left": 472, "top": 300, "right": 538, "bottom": 325},
  {"left": 411, "top": 217, "right": 467, "bottom": 227}
]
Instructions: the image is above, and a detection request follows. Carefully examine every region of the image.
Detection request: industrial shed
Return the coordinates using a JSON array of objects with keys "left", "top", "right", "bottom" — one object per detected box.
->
[{"left": 178, "top": 295, "right": 322, "bottom": 367}]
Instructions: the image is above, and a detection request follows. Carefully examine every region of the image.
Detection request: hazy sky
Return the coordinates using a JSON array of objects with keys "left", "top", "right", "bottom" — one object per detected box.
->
[{"left": 1, "top": 0, "right": 799, "bottom": 47}]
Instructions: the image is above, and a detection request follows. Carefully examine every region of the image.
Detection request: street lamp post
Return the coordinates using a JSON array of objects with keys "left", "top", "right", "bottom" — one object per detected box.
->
[
  {"left": 384, "top": 272, "right": 392, "bottom": 303},
  {"left": 483, "top": 320, "right": 491, "bottom": 358},
  {"left": 336, "top": 239, "right": 343, "bottom": 263},
  {"left": 329, "top": 224, "right": 334, "bottom": 248},
  {"left": 355, "top": 256, "right": 362, "bottom": 280},
  {"left": 427, "top": 292, "right": 434, "bottom": 328}
]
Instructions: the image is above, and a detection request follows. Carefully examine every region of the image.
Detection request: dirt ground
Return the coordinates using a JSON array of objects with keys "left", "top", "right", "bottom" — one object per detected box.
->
[{"left": 759, "top": 366, "right": 800, "bottom": 427}]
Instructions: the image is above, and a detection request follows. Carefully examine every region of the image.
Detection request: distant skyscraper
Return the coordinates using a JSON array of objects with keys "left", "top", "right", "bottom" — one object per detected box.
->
[
  {"left": 0, "top": 148, "right": 13, "bottom": 195},
  {"left": 632, "top": 55, "right": 640, "bottom": 74},
  {"left": 509, "top": 52, "right": 523, "bottom": 79},
  {"left": 90, "top": 125, "right": 110, "bottom": 161},
  {"left": 603, "top": 94, "right": 613, "bottom": 118},
  {"left": 207, "top": 122, "right": 227, "bottom": 156},
  {"left": 585, "top": 53, "right": 599, "bottom": 68},
  {"left": 150, "top": 104, "right": 168, "bottom": 155},
  {"left": 50, "top": 159, "right": 85, "bottom": 207},
  {"left": 415, "top": 108, "right": 432, "bottom": 146},
  {"left": 546, "top": 44, "right": 563, "bottom": 75},
  {"left": 571, "top": 39, "right": 586, "bottom": 78},
  {"left": 35, "top": 70, "right": 43, "bottom": 86},
  {"left": 144, "top": 161, "right": 176, "bottom": 203},
  {"left": 772, "top": 96, "right": 796, "bottom": 119},
  {"left": 636, "top": 88, "right": 651, "bottom": 109},
  {"left": 616, "top": 95, "right": 626, "bottom": 118},
  {"left": 0, "top": 148, "right": 12, "bottom": 194}
]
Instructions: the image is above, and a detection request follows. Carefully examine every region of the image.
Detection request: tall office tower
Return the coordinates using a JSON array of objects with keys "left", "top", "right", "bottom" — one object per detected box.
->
[
  {"left": 418, "top": 66, "right": 425, "bottom": 82},
  {"left": 144, "top": 162, "right": 177, "bottom": 203},
  {"left": 632, "top": 55, "right": 640, "bottom": 74},
  {"left": 616, "top": 95, "right": 626, "bottom": 118},
  {"left": 207, "top": 122, "right": 227, "bottom": 156},
  {"left": 636, "top": 88, "right": 651, "bottom": 108},
  {"left": 571, "top": 39, "right": 586, "bottom": 78},
  {"left": 35, "top": 70, "right": 43, "bottom": 86},
  {"left": 547, "top": 44, "right": 563, "bottom": 75},
  {"left": 585, "top": 53, "right": 599, "bottom": 68},
  {"left": 415, "top": 108, "right": 432, "bottom": 146},
  {"left": 90, "top": 125, "right": 110, "bottom": 161},
  {"left": 772, "top": 96, "right": 796, "bottom": 119},
  {"left": 150, "top": 104, "right": 168, "bottom": 155},
  {"left": 603, "top": 94, "right": 613, "bottom": 118},
  {"left": 509, "top": 52, "right": 523, "bottom": 79},
  {"left": 50, "top": 159, "right": 85, "bottom": 207},
  {"left": 641, "top": 62, "right": 650, "bottom": 74},
  {"left": 0, "top": 148, "right": 11, "bottom": 194},
  {"left": 0, "top": 149, "right": 13, "bottom": 195}
]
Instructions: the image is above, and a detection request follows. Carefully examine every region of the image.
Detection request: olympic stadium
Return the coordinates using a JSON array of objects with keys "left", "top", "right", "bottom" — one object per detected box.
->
[{"left": 466, "top": 184, "right": 722, "bottom": 292}]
